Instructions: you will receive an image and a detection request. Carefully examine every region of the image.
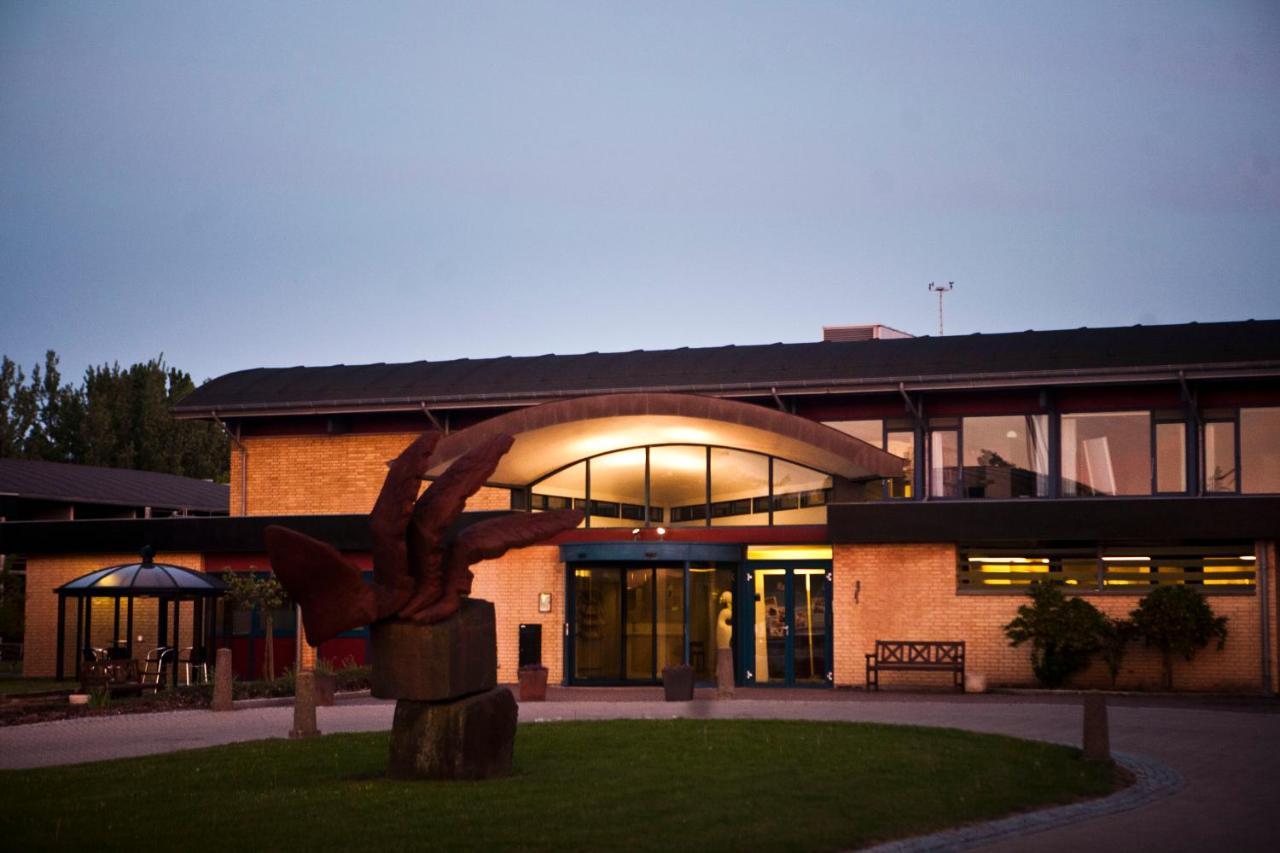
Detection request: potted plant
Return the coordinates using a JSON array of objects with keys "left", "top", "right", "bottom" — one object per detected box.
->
[
  {"left": 662, "top": 664, "right": 694, "bottom": 701},
  {"left": 518, "top": 664, "right": 549, "bottom": 701}
]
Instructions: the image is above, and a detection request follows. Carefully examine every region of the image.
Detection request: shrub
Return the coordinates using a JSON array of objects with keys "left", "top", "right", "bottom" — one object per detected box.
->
[
  {"left": 1130, "top": 585, "right": 1228, "bottom": 690},
  {"left": 1096, "top": 617, "right": 1137, "bottom": 688},
  {"left": 1004, "top": 583, "right": 1106, "bottom": 688}
]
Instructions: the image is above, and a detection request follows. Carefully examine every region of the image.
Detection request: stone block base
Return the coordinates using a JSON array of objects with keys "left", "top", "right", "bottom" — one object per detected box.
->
[
  {"left": 371, "top": 599, "right": 497, "bottom": 702},
  {"left": 388, "top": 687, "right": 518, "bottom": 780}
]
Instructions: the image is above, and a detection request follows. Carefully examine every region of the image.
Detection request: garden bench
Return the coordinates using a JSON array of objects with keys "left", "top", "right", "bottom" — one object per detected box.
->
[{"left": 865, "top": 640, "right": 965, "bottom": 691}]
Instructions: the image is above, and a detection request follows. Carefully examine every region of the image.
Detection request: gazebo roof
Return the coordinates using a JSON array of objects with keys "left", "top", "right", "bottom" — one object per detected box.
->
[{"left": 56, "top": 547, "right": 227, "bottom": 598}]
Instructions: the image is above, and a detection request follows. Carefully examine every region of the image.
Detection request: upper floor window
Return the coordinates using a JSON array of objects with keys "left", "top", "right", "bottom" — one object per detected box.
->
[
  {"left": 1202, "top": 407, "right": 1280, "bottom": 495},
  {"left": 928, "top": 414, "right": 1049, "bottom": 498},
  {"left": 825, "top": 419, "right": 913, "bottom": 499},
  {"left": 528, "top": 444, "right": 833, "bottom": 527},
  {"left": 1061, "top": 411, "right": 1151, "bottom": 496}
]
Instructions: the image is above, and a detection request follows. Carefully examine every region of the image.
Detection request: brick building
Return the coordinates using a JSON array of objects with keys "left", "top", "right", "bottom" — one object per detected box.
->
[{"left": 5, "top": 319, "right": 1278, "bottom": 691}]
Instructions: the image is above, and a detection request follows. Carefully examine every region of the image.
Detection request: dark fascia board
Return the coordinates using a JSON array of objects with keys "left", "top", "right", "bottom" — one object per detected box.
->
[
  {"left": 0, "top": 512, "right": 513, "bottom": 556},
  {"left": 829, "top": 496, "right": 1280, "bottom": 545}
]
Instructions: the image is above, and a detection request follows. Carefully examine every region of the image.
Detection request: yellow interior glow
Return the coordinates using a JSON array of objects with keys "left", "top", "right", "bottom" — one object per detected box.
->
[{"left": 746, "top": 545, "right": 833, "bottom": 561}]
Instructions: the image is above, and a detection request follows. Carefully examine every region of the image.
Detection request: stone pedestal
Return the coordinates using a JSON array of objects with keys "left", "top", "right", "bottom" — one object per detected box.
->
[
  {"left": 1082, "top": 694, "right": 1111, "bottom": 762},
  {"left": 211, "top": 647, "right": 234, "bottom": 712},
  {"left": 388, "top": 688, "right": 518, "bottom": 780},
  {"left": 715, "top": 648, "right": 735, "bottom": 698},
  {"left": 290, "top": 670, "right": 320, "bottom": 738},
  {"left": 378, "top": 599, "right": 515, "bottom": 780},
  {"left": 371, "top": 599, "right": 497, "bottom": 702}
]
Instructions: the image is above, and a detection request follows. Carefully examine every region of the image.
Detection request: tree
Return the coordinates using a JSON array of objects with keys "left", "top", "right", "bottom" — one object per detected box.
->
[
  {"left": 1130, "top": 585, "right": 1228, "bottom": 690},
  {"left": 1004, "top": 583, "right": 1107, "bottom": 688},
  {"left": 1096, "top": 616, "right": 1137, "bottom": 688},
  {"left": 0, "top": 350, "right": 229, "bottom": 482},
  {"left": 223, "top": 572, "right": 287, "bottom": 680}
]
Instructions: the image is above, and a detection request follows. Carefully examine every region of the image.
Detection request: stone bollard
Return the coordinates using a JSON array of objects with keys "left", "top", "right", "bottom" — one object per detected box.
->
[
  {"left": 715, "top": 648, "right": 735, "bottom": 698},
  {"left": 290, "top": 670, "right": 320, "bottom": 738},
  {"left": 1082, "top": 694, "right": 1111, "bottom": 762},
  {"left": 211, "top": 647, "right": 234, "bottom": 712}
]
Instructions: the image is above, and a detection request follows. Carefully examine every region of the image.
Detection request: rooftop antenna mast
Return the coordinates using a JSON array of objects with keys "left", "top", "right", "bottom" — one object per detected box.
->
[{"left": 927, "top": 281, "right": 954, "bottom": 335}]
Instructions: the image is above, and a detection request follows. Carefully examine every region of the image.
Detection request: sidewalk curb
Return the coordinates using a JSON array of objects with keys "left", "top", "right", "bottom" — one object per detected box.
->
[{"left": 859, "top": 751, "right": 1183, "bottom": 852}]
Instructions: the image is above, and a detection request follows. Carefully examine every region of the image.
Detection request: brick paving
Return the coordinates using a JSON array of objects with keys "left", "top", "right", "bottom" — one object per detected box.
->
[{"left": 1, "top": 690, "right": 1276, "bottom": 851}]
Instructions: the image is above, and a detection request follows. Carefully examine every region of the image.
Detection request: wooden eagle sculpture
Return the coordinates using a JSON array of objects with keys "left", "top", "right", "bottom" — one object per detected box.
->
[{"left": 265, "top": 431, "right": 582, "bottom": 646}]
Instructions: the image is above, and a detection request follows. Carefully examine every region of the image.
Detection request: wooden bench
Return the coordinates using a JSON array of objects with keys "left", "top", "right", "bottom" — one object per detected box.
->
[{"left": 865, "top": 641, "right": 965, "bottom": 691}]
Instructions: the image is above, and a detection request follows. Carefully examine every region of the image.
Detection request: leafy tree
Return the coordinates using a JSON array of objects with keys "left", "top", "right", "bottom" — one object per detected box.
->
[
  {"left": 0, "top": 351, "right": 228, "bottom": 482},
  {"left": 1004, "top": 583, "right": 1107, "bottom": 688},
  {"left": 1130, "top": 585, "right": 1228, "bottom": 690},
  {"left": 1096, "top": 616, "right": 1137, "bottom": 688},
  {"left": 223, "top": 573, "right": 287, "bottom": 680}
]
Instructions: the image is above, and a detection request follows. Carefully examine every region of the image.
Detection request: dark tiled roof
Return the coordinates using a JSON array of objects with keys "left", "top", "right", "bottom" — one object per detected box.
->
[
  {"left": 0, "top": 459, "right": 229, "bottom": 513},
  {"left": 175, "top": 319, "right": 1280, "bottom": 415}
]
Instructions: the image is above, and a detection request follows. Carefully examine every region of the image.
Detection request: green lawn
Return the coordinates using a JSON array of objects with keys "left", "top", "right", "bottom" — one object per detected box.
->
[
  {"left": 0, "top": 678, "right": 77, "bottom": 696},
  {"left": 0, "top": 720, "right": 1116, "bottom": 852}
]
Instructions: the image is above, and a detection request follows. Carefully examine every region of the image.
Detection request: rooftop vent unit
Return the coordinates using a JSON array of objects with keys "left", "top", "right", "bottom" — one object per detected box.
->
[{"left": 822, "top": 324, "right": 914, "bottom": 343}]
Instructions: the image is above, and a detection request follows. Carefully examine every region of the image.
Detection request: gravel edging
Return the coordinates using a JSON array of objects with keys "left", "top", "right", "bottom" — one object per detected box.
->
[{"left": 859, "top": 751, "right": 1183, "bottom": 852}]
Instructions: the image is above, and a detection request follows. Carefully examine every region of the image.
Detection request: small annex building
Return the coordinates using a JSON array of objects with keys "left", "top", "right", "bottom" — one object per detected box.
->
[{"left": 3, "top": 319, "right": 1278, "bottom": 692}]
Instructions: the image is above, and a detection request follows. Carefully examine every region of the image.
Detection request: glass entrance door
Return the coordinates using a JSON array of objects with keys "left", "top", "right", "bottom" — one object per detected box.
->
[
  {"left": 570, "top": 564, "right": 736, "bottom": 684},
  {"left": 746, "top": 565, "right": 831, "bottom": 686}
]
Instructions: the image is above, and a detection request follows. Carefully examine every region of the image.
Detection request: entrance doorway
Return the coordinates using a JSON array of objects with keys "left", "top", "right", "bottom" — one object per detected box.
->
[
  {"left": 744, "top": 564, "right": 832, "bottom": 686},
  {"left": 568, "top": 564, "right": 735, "bottom": 684}
]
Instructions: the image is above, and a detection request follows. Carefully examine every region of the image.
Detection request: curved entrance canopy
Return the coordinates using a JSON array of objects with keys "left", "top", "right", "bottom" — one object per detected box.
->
[{"left": 429, "top": 392, "right": 905, "bottom": 487}]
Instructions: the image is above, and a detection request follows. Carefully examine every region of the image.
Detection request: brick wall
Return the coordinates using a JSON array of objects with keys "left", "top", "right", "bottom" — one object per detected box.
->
[
  {"left": 834, "top": 543, "right": 1272, "bottom": 692},
  {"left": 469, "top": 546, "right": 564, "bottom": 684},
  {"left": 23, "top": 552, "right": 205, "bottom": 678},
  {"left": 231, "top": 432, "right": 510, "bottom": 516}
]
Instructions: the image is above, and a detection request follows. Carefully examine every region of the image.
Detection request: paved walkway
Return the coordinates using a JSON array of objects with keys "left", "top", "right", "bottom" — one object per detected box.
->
[{"left": 1, "top": 690, "right": 1277, "bottom": 851}]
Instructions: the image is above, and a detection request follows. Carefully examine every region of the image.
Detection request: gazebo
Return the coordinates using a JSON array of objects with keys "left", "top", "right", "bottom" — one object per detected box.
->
[{"left": 55, "top": 546, "right": 227, "bottom": 685}]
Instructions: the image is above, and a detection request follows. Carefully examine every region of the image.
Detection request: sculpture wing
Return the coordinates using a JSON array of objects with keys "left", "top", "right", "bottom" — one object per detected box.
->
[
  {"left": 398, "top": 433, "right": 515, "bottom": 618},
  {"left": 408, "top": 509, "right": 583, "bottom": 623},
  {"left": 367, "top": 431, "right": 441, "bottom": 614},
  {"left": 264, "top": 525, "right": 377, "bottom": 646}
]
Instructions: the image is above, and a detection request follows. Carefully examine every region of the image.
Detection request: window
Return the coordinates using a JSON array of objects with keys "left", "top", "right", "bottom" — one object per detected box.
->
[
  {"left": 530, "top": 444, "right": 835, "bottom": 527},
  {"left": 958, "top": 547, "right": 1255, "bottom": 593},
  {"left": 927, "top": 415, "right": 1048, "bottom": 498},
  {"left": 1203, "top": 419, "right": 1237, "bottom": 493},
  {"left": 1241, "top": 407, "right": 1280, "bottom": 494},
  {"left": 1155, "top": 421, "right": 1187, "bottom": 494},
  {"left": 1061, "top": 411, "right": 1152, "bottom": 496},
  {"left": 824, "top": 419, "right": 914, "bottom": 500}
]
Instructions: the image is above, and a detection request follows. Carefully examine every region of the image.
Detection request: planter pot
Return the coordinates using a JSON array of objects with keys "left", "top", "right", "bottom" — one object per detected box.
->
[
  {"left": 964, "top": 673, "right": 987, "bottom": 694},
  {"left": 314, "top": 673, "right": 337, "bottom": 706},
  {"left": 662, "top": 664, "right": 695, "bottom": 701},
  {"left": 518, "top": 665, "right": 548, "bottom": 702},
  {"left": 68, "top": 694, "right": 90, "bottom": 705}
]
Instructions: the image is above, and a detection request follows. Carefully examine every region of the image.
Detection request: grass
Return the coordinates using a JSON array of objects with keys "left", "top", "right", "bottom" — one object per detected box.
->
[
  {"left": 0, "top": 678, "right": 78, "bottom": 696},
  {"left": 0, "top": 720, "right": 1116, "bottom": 852}
]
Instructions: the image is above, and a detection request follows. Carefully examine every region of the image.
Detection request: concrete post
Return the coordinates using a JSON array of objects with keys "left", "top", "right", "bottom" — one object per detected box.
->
[
  {"left": 290, "top": 670, "right": 320, "bottom": 738},
  {"left": 1082, "top": 694, "right": 1111, "bottom": 762},
  {"left": 211, "top": 647, "right": 233, "bottom": 712}
]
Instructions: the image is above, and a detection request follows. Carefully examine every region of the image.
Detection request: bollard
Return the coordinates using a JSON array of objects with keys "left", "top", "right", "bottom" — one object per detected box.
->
[
  {"left": 1082, "top": 694, "right": 1111, "bottom": 762},
  {"left": 290, "top": 670, "right": 320, "bottom": 738},
  {"left": 211, "top": 647, "right": 234, "bottom": 712}
]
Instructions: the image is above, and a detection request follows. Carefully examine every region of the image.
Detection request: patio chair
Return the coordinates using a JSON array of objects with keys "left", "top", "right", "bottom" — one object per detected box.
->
[
  {"left": 141, "top": 647, "right": 174, "bottom": 691},
  {"left": 178, "top": 646, "right": 209, "bottom": 685}
]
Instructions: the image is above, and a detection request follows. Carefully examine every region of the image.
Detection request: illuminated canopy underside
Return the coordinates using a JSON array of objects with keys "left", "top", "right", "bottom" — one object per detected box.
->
[{"left": 428, "top": 392, "right": 905, "bottom": 487}]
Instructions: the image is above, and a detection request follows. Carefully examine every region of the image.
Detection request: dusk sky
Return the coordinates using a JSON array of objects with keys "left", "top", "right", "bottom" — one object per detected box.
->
[{"left": 3, "top": 2, "right": 1278, "bottom": 386}]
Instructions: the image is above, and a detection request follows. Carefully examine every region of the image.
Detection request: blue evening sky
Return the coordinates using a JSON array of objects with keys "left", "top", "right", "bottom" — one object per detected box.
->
[{"left": 2, "top": 1, "right": 1278, "bottom": 385}]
